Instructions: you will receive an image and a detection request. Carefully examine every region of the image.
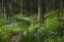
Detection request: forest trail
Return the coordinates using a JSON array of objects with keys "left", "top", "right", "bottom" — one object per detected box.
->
[{"left": 10, "top": 32, "right": 21, "bottom": 42}]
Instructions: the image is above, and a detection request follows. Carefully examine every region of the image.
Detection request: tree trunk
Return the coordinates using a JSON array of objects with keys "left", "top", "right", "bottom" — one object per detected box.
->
[
  {"left": 38, "top": 0, "right": 43, "bottom": 25},
  {"left": 57, "top": 0, "right": 63, "bottom": 37},
  {"left": 60, "top": 0, "right": 63, "bottom": 37},
  {"left": 19, "top": 0, "right": 23, "bottom": 13}
]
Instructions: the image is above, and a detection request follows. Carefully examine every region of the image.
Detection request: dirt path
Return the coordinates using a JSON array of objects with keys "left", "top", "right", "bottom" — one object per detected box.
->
[{"left": 10, "top": 32, "right": 21, "bottom": 42}]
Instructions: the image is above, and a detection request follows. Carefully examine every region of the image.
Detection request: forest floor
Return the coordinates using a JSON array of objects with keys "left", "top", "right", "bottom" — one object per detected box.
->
[{"left": 10, "top": 32, "right": 21, "bottom": 42}]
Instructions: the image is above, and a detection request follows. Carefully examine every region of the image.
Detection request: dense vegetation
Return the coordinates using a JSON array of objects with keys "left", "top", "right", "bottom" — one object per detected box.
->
[
  {"left": 0, "top": 10, "right": 64, "bottom": 42},
  {"left": 0, "top": 17, "right": 30, "bottom": 42},
  {"left": 0, "top": 0, "right": 64, "bottom": 42},
  {"left": 18, "top": 11, "right": 64, "bottom": 42}
]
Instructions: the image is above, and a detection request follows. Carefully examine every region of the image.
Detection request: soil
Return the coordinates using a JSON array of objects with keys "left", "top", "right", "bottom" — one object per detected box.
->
[{"left": 10, "top": 32, "right": 21, "bottom": 42}]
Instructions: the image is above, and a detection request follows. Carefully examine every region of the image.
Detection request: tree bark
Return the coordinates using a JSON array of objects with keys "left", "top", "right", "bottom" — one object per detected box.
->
[{"left": 38, "top": 0, "right": 43, "bottom": 25}]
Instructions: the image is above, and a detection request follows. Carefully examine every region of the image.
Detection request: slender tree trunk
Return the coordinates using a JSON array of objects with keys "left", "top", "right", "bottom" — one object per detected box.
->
[
  {"left": 2, "top": 0, "right": 6, "bottom": 18},
  {"left": 35, "top": 0, "right": 36, "bottom": 14},
  {"left": 2, "top": 0, "right": 4, "bottom": 17},
  {"left": 38, "top": 0, "right": 43, "bottom": 25},
  {"left": 9, "top": 0, "right": 12, "bottom": 21},
  {"left": 60, "top": 0, "right": 63, "bottom": 37},
  {"left": 30, "top": 0, "right": 33, "bottom": 14},
  {"left": 56, "top": 0, "right": 63, "bottom": 37},
  {"left": 4, "top": 0, "right": 10, "bottom": 20},
  {"left": 19, "top": 0, "right": 23, "bottom": 13}
]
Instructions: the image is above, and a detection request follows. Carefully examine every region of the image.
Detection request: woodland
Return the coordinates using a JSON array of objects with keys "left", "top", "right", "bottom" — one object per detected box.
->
[{"left": 0, "top": 0, "right": 64, "bottom": 42}]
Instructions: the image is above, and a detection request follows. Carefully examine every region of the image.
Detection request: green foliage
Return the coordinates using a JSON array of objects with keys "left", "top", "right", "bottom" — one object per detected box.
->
[
  {"left": 14, "top": 3, "right": 21, "bottom": 14},
  {"left": 43, "top": 11, "right": 59, "bottom": 32},
  {"left": 0, "top": 17, "right": 30, "bottom": 42},
  {"left": 0, "top": 18, "right": 9, "bottom": 27},
  {"left": 0, "top": 10, "right": 64, "bottom": 42},
  {"left": 19, "top": 11, "right": 64, "bottom": 42},
  {"left": 29, "top": 24, "right": 40, "bottom": 32},
  {"left": 29, "top": 14, "right": 38, "bottom": 21},
  {"left": 22, "top": 9, "right": 30, "bottom": 17},
  {"left": 0, "top": 27, "right": 21, "bottom": 42}
]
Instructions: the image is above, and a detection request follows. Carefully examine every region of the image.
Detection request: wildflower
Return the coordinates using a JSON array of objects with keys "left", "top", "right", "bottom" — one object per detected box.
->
[
  {"left": 34, "top": 33, "right": 37, "bottom": 36},
  {"left": 38, "top": 28, "right": 44, "bottom": 31},
  {"left": 57, "top": 39, "right": 61, "bottom": 42},
  {"left": 63, "top": 31, "right": 64, "bottom": 33},
  {"left": 23, "top": 31, "right": 27, "bottom": 35},
  {"left": 37, "top": 28, "right": 45, "bottom": 36},
  {"left": 34, "top": 33, "right": 37, "bottom": 37},
  {"left": 44, "top": 38, "right": 48, "bottom": 42},
  {"left": 50, "top": 31, "right": 57, "bottom": 36}
]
